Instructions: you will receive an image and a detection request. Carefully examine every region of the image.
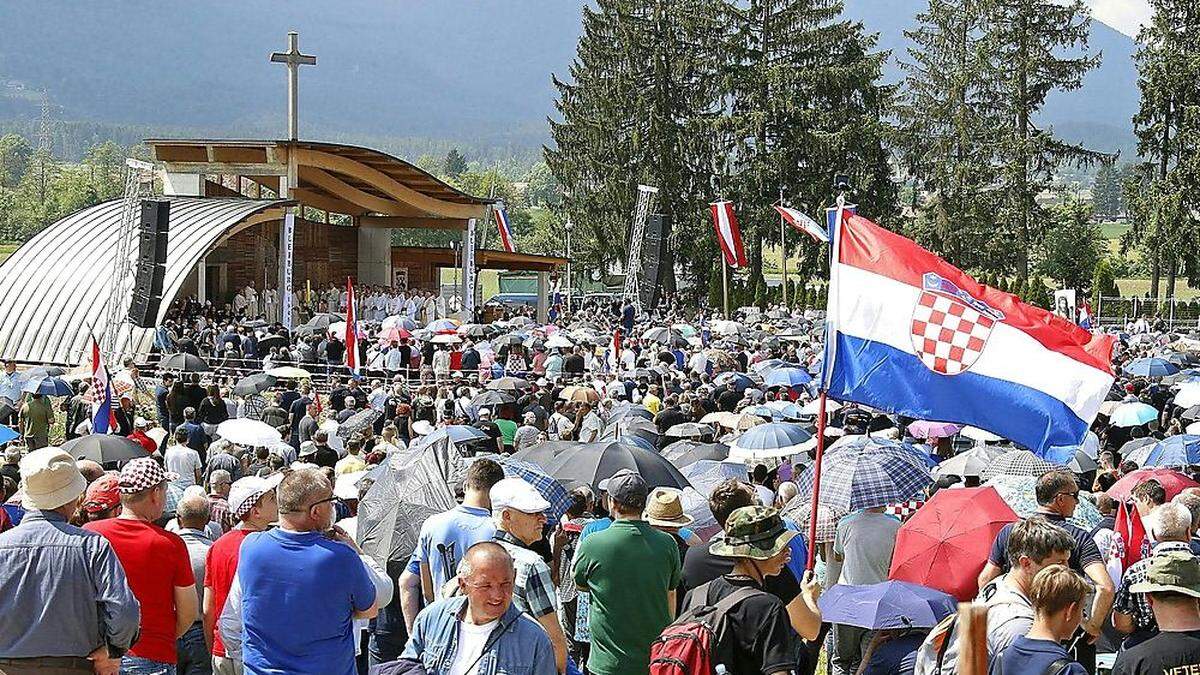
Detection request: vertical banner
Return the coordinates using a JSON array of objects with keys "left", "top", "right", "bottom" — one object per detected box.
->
[
  {"left": 1053, "top": 289, "right": 1077, "bottom": 323},
  {"left": 463, "top": 217, "right": 477, "bottom": 318},
  {"left": 281, "top": 210, "right": 296, "bottom": 330}
]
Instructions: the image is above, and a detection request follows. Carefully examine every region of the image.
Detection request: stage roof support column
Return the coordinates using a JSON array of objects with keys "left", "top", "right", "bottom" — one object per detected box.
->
[
  {"left": 358, "top": 226, "right": 392, "bottom": 286},
  {"left": 536, "top": 270, "right": 549, "bottom": 324}
]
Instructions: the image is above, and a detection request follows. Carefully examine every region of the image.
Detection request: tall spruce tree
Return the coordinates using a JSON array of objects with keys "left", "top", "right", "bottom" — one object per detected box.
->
[
  {"left": 1091, "top": 162, "right": 1123, "bottom": 218},
  {"left": 897, "top": 0, "right": 1005, "bottom": 270},
  {"left": 1128, "top": 0, "right": 1200, "bottom": 299},
  {"left": 718, "top": 0, "right": 896, "bottom": 287},
  {"left": 547, "top": 0, "right": 726, "bottom": 294},
  {"left": 983, "top": 0, "right": 1103, "bottom": 278}
]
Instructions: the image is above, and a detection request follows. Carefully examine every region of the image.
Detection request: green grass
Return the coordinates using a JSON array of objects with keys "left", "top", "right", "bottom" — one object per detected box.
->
[
  {"left": 1113, "top": 278, "right": 1200, "bottom": 300},
  {"left": 0, "top": 242, "right": 18, "bottom": 264}
]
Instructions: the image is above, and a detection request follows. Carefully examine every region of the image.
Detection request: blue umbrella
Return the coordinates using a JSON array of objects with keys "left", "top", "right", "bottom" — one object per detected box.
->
[
  {"left": 796, "top": 442, "right": 932, "bottom": 512},
  {"left": 0, "top": 426, "right": 16, "bottom": 445},
  {"left": 1124, "top": 357, "right": 1179, "bottom": 378},
  {"left": 730, "top": 423, "right": 812, "bottom": 460},
  {"left": 475, "top": 454, "right": 572, "bottom": 523},
  {"left": 1109, "top": 402, "right": 1160, "bottom": 428},
  {"left": 764, "top": 367, "right": 812, "bottom": 388},
  {"left": 1128, "top": 434, "right": 1200, "bottom": 468},
  {"left": 818, "top": 580, "right": 957, "bottom": 630},
  {"left": 21, "top": 375, "right": 72, "bottom": 396},
  {"left": 713, "top": 372, "right": 754, "bottom": 392},
  {"left": 746, "top": 405, "right": 784, "bottom": 421}
]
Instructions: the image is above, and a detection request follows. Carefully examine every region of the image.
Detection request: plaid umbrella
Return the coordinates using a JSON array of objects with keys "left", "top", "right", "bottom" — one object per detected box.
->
[
  {"left": 474, "top": 454, "right": 571, "bottom": 523},
  {"left": 780, "top": 497, "right": 846, "bottom": 543},
  {"left": 795, "top": 444, "right": 933, "bottom": 512},
  {"left": 979, "top": 450, "right": 1059, "bottom": 481},
  {"left": 985, "top": 475, "right": 1102, "bottom": 530}
]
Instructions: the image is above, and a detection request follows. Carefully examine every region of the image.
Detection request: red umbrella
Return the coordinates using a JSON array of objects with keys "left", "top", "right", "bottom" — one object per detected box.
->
[
  {"left": 889, "top": 486, "right": 1019, "bottom": 601},
  {"left": 1108, "top": 468, "right": 1200, "bottom": 501}
]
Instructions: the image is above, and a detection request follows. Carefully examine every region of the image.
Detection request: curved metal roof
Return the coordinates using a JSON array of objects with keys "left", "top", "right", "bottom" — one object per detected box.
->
[{"left": 0, "top": 197, "right": 288, "bottom": 365}]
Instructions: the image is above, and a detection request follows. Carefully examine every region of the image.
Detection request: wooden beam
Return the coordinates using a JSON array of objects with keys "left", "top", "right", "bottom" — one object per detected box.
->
[
  {"left": 288, "top": 187, "right": 364, "bottom": 216},
  {"left": 359, "top": 215, "right": 467, "bottom": 230},
  {"left": 298, "top": 166, "right": 418, "bottom": 217},
  {"left": 292, "top": 148, "right": 487, "bottom": 220},
  {"left": 160, "top": 161, "right": 288, "bottom": 176}
]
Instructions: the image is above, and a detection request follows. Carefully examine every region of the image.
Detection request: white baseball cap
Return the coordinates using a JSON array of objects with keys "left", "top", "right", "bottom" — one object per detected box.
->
[
  {"left": 228, "top": 473, "right": 284, "bottom": 520},
  {"left": 489, "top": 477, "right": 550, "bottom": 514}
]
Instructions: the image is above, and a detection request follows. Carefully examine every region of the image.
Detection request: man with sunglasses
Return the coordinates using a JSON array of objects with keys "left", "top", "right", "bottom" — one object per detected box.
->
[
  {"left": 977, "top": 469, "right": 1115, "bottom": 668},
  {"left": 219, "top": 467, "right": 389, "bottom": 675}
]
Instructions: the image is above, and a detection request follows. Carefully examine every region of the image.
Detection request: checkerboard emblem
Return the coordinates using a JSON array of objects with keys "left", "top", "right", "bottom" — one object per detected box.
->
[{"left": 910, "top": 276, "right": 1000, "bottom": 375}]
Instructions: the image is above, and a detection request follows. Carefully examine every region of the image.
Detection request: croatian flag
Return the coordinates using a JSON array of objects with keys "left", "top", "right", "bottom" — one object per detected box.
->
[
  {"left": 710, "top": 201, "right": 747, "bottom": 268},
  {"left": 345, "top": 277, "right": 360, "bottom": 377},
  {"left": 1078, "top": 301, "right": 1093, "bottom": 330},
  {"left": 90, "top": 335, "right": 116, "bottom": 434},
  {"left": 775, "top": 206, "right": 829, "bottom": 243},
  {"left": 495, "top": 202, "right": 516, "bottom": 253},
  {"left": 822, "top": 213, "right": 1115, "bottom": 455}
]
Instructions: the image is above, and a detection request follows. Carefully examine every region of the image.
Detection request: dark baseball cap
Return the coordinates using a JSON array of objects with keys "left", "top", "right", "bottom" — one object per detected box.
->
[{"left": 606, "top": 469, "right": 648, "bottom": 507}]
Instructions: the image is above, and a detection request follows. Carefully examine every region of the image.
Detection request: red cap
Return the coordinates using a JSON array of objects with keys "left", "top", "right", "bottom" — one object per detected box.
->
[{"left": 82, "top": 474, "right": 120, "bottom": 514}]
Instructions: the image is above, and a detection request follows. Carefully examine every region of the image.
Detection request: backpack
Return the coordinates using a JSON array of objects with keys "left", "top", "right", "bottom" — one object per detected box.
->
[{"left": 648, "top": 582, "right": 762, "bottom": 675}]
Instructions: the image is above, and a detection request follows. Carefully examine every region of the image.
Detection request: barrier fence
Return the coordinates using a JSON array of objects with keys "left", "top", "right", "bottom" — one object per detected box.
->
[{"left": 1096, "top": 295, "right": 1200, "bottom": 329}]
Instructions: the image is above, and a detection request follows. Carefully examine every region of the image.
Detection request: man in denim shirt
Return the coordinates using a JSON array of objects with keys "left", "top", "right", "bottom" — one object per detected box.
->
[
  {"left": 399, "top": 542, "right": 556, "bottom": 675},
  {"left": 0, "top": 448, "right": 140, "bottom": 675}
]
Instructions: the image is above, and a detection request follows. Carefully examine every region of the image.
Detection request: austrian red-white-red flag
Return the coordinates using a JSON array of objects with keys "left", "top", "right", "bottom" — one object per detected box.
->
[
  {"left": 344, "top": 277, "right": 360, "bottom": 377},
  {"left": 710, "top": 201, "right": 747, "bottom": 268},
  {"left": 775, "top": 205, "right": 829, "bottom": 243}
]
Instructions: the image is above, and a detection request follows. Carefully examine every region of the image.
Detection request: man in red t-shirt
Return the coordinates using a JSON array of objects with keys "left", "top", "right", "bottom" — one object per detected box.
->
[
  {"left": 204, "top": 474, "right": 281, "bottom": 675},
  {"left": 85, "top": 457, "right": 198, "bottom": 672}
]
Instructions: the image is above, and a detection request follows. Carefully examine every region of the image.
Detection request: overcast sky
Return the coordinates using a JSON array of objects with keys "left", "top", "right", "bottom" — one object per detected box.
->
[{"left": 1085, "top": 0, "right": 1152, "bottom": 37}]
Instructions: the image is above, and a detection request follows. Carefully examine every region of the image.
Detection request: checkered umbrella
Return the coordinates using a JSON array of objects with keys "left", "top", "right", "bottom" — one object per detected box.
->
[
  {"left": 780, "top": 497, "right": 846, "bottom": 543},
  {"left": 986, "top": 475, "right": 1102, "bottom": 530},
  {"left": 474, "top": 454, "right": 571, "bottom": 524},
  {"left": 979, "top": 449, "right": 1059, "bottom": 481},
  {"left": 795, "top": 444, "right": 933, "bottom": 512}
]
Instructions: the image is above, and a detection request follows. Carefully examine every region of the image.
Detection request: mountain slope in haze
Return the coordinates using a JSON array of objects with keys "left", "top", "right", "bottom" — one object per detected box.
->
[{"left": 0, "top": 1, "right": 1138, "bottom": 157}]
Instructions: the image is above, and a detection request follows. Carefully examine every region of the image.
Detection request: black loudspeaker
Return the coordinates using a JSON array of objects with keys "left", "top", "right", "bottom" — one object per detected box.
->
[
  {"left": 640, "top": 214, "right": 671, "bottom": 308},
  {"left": 128, "top": 200, "right": 171, "bottom": 328}
]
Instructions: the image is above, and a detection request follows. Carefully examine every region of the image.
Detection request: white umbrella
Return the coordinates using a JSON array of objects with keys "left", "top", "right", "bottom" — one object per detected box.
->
[
  {"left": 545, "top": 334, "right": 574, "bottom": 349},
  {"left": 320, "top": 419, "right": 344, "bottom": 453},
  {"left": 960, "top": 426, "right": 1003, "bottom": 443},
  {"left": 265, "top": 366, "right": 312, "bottom": 379},
  {"left": 1175, "top": 384, "right": 1200, "bottom": 408},
  {"left": 430, "top": 334, "right": 462, "bottom": 345},
  {"left": 800, "top": 398, "right": 842, "bottom": 415},
  {"left": 216, "top": 419, "right": 283, "bottom": 447}
]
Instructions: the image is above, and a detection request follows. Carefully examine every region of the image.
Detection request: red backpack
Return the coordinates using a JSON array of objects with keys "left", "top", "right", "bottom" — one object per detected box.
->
[{"left": 649, "top": 583, "right": 762, "bottom": 675}]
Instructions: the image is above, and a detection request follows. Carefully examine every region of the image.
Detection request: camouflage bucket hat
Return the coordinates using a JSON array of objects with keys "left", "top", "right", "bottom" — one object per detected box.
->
[{"left": 709, "top": 505, "right": 798, "bottom": 561}]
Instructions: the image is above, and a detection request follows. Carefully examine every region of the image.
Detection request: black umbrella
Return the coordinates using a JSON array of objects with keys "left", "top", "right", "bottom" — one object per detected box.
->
[
  {"left": 257, "top": 335, "right": 289, "bottom": 351},
  {"left": 159, "top": 353, "right": 210, "bottom": 372},
  {"left": 233, "top": 373, "right": 278, "bottom": 396},
  {"left": 517, "top": 440, "right": 691, "bottom": 491},
  {"left": 62, "top": 435, "right": 146, "bottom": 467},
  {"left": 661, "top": 440, "right": 731, "bottom": 469},
  {"left": 338, "top": 408, "right": 383, "bottom": 439},
  {"left": 471, "top": 390, "right": 515, "bottom": 408}
]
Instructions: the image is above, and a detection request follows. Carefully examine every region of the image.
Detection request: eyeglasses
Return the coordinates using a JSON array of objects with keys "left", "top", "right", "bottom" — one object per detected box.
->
[
  {"left": 1057, "top": 490, "right": 1080, "bottom": 501},
  {"left": 307, "top": 496, "right": 338, "bottom": 510}
]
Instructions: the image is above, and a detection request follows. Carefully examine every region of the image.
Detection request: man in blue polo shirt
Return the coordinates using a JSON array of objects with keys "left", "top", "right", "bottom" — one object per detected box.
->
[
  {"left": 224, "top": 467, "right": 384, "bottom": 675},
  {"left": 415, "top": 458, "right": 505, "bottom": 601}
]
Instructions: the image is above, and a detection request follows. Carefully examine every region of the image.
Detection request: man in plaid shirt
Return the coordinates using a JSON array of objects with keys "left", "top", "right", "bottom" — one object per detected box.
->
[
  {"left": 1113, "top": 503, "right": 1198, "bottom": 649},
  {"left": 490, "top": 477, "right": 568, "bottom": 673}
]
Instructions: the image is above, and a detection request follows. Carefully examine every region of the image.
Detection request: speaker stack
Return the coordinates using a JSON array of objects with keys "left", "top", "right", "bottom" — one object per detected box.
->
[
  {"left": 127, "top": 199, "right": 171, "bottom": 328},
  {"left": 640, "top": 214, "right": 671, "bottom": 308}
]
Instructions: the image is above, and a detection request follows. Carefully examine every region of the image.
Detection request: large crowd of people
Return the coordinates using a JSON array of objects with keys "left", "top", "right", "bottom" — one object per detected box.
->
[{"left": 1, "top": 288, "right": 1200, "bottom": 675}]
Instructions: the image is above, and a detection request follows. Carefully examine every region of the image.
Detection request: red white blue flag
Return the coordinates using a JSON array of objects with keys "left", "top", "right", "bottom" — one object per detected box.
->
[
  {"left": 775, "top": 205, "right": 829, "bottom": 243},
  {"left": 823, "top": 213, "right": 1115, "bottom": 456},
  {"left": 345, "top": 277, "right": 360, "bottom": 377},
  {"left": 495, "top": 202, "right": 516, "bottom": 253},
  {"left": 710, "top": 201, "right": 747, "bottom": 268},
  {"left": 90, "top": 335, "right": 116, "bottom": 434}
]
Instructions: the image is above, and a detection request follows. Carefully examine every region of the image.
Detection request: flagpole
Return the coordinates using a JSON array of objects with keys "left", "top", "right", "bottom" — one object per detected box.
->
[
  {"left": 721, "top": 254, "right": 730, "bottom": 318},
  {"left": 780, "top": 187, "right": 788, "bottom": 308},
  {"left": 806, "top": 391, "right": 828, "bottom": 570}
]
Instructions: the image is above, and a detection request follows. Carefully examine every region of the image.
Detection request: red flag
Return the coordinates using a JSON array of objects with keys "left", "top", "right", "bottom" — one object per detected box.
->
[
  {"left": 607, "top": 329, "right": 622, "bottom": 372},
  {"left": 710, "top": 201, "right": 747, "bottom": 268},
  {"left": 344, "top": 277, "right": 359, "bottom": 376},
  {"left": 1115, "top": 499, "right": 1146, "bottom": 569}
]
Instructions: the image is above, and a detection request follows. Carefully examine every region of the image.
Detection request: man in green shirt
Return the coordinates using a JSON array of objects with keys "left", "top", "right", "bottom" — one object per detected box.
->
[
  {"left": 20, "top": 393, "right": 53, "bottom": 449},
  {"left": 573, "top": 469, "right": 681, "bottom": 675}
]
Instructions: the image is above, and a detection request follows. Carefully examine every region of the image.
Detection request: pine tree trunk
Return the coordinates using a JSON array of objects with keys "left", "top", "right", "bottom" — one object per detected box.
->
[{"left": 1150, "top": 250, "right": 1161, "bottom": 300}]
